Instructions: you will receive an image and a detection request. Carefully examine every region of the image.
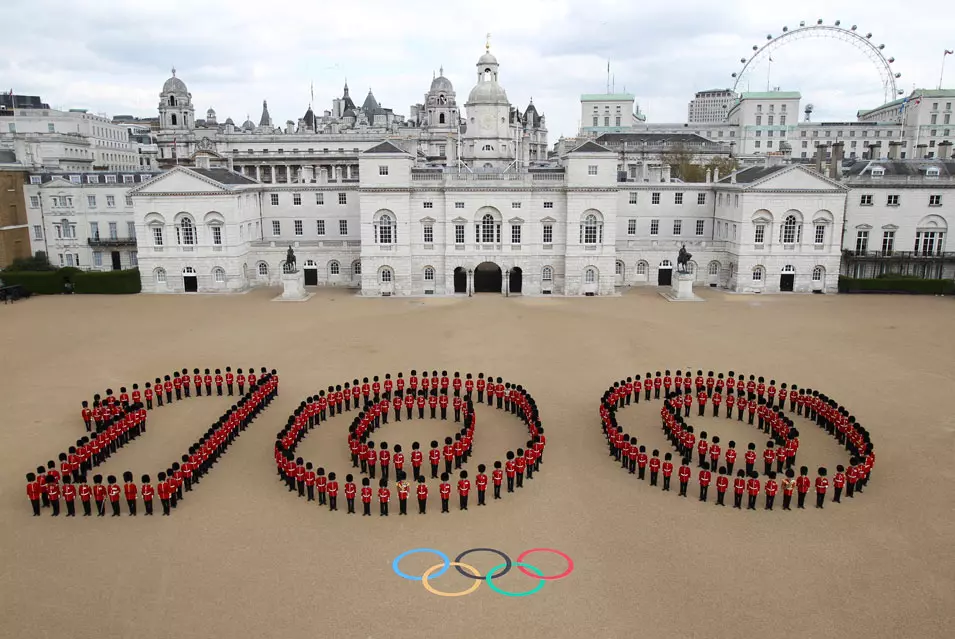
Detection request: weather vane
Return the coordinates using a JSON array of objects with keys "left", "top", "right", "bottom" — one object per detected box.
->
[{"left": 486, "top": 32, "right": 491, "bottom": 51}]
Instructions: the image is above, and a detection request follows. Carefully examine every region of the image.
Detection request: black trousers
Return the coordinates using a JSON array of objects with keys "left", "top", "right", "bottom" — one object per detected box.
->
[
  {"left": 716, "top": 491, "right": 725, "bottom": 506},
  {"left": 347, "top": 497, "right": 355, "bottom": 513},
  {"left": 156, "top": 394, "right": 163, "bottom": 407},
  {"left": 507, "top": 476, "right": 514, "bottom": 492},
  {"left": 734, "top": 493, "right": 743, "bottom": 509},
  {"left": 381, "top": 466, "right": 389, "bottom": 483},
  {"left": 418, "top": 407, "right": 425, "bottom": 419},
  {"left": 329, "top": 496, "right": 337, "bottom": 511},
  {"left": 307, "top": 485, "right": 315, "bottom": 501},
  {"left": 748, "top": 494, "right": 757, "bottom": 509},
  {"left": 638, "top": 466, "right": 646, "bottom": 480},
  {"left": 146, "top": 399, "right": 152, "bottom": 409},
  {"left": 727, "top": 405, "right": 733, "bottom": 418},
  {"left": 441, "top": 498, "right": 449, "bottom": 513},
  {"left": 82, "top": 500, "right": 92, "bottom": 516},
  {"left": 166, "top": 391, "right": 172, "bottom": 403},
  {"left": 394, "top": 409, "right": 400, "bottom": 422},
  {"left": 459, "top": 495, "right": 468, "bottom": 510},
  {"left": 816, "top": 492, "right": 825, "bottom": 508},
  {"left": 430, "top": 407, "right": 436, "bottom": 419},
  {"left": 745, "top": 463, "right": 754, "bottom": 476},
  {"left": 516, "top": 472, "right": 523, "bottom": 488},
  {"left": 144, "top": 500, "right": 153, "bottom": 515},
  {"left": 477, "top": 391, "right": 484, "bottom": 403},
  {"left": 679, "top": 481, "right": 688, "bottom": 496},
  {"left": 407, "top": 406, "right": 413, "bottom": 419},
  {"left": 783, "top": 493, "right": 792, "bottom": 510},
  {"left": 478, "top": 490, "right": 486, "bottom": 505},
  {"left": 699, "top": 485, "right": 708, "bottom": 501},
  {"left": 368, "top": 465, "right": 376, "bottom": 479},
  {"left": 764, "top": 462, "right": 772, "bottom": 475},
  {"left": 494, "top": 484, "right": 502, "bottom": 499},
  {"left": 30, "top": 498, "right": 41, "bottom": 516},
  {"left": 127, "top": 499, "right": 136, "bottom": 515},
  {"left": 765, "top": 495, "right": 775, "bottom": 510},
  {"left": 663, "top": 476, "right": 671, "bottom": 491},
  {"left": 318, "top": 491, "right": 327, "bottom": 506},
  {"left": 833, "top": 486, "right": 843, "bottom": 503},
  {"left": 363, "top": 501, "right": 371, "bottom": 516},
  {"left": 66, "top": 500, "right": 76, "bottom": 516},
  {"left": 205, "top": 384, "right": 212, "bottom": 395},
  {"left": 298, "top": 480, "right": 305, "bottom": 497},
  {"left": 444, "top": 460, "right": 452, "bottom": 475},
  {"left": 418, "top": 499, "right": 427, "bottom": 514},
  {"left": 431, "top": 463, "right": 438, "bottom": 479},
  {"left": 175, "top": 388, "right": 182, "bottom": 400},
  {"left": 217, "top": 385, "right": 223, "bottom": 396},
  {"left": 797, "top": 492, "right": 807, "bottom": 508},
  {"left": 109, "top": 500, "right": 119, "bottom": 516},
  {"left": 228, "top": 383, "right": 234, "bottom": 396},
  {"left": 379, "top": 501, "right": 388, "bottom": 516}
]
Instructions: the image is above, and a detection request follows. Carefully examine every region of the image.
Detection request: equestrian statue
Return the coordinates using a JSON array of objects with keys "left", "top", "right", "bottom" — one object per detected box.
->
[
  {"left": 285, "top": 245, "right": 297, "bottom": 272},
  {"left": 677, "top": 245, "right": 692, "bottom": 274}
]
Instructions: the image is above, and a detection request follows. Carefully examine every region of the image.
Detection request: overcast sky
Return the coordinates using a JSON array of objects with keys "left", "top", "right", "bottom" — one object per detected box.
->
[{"left": 4, "top": 0, "right": 953, "bottom": 140}]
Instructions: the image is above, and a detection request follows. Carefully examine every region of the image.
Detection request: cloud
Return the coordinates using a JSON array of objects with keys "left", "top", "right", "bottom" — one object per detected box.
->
[{"left": 3, "top": 0, "right": 953, "bottom": 141}]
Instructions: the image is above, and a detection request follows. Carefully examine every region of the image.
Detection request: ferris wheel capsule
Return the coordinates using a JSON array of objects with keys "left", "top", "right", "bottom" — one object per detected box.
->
[
  {"left": 799, "top": 21, "right": 805, "bottom": 27},
  {"left": 782, "top": 26, "right": 788, "bottom": 32},
  {"left": 895, "top": 73, "right": 901, "bottom": 78},
  {"left": 753, "top": 45, "right": 758, "bottom": 51},
  {"left": 879, "top": 44, "right": 885, "bottom": 50},
  {"left": 732, "top": 73, "right": 737, "bottom": 78},
  {"left": 740, "top": 58, "right": 747, "bottom": 63},
  {"left": 866, "top": 32, "right": 872, "bottom": 38},
  {"left": 888, "top": 57, "right": 895, "bottom": 63},
  {"left": 851, "top": 25, "right": 857, "bottom": 30},
  {"left": 835, "top": 20, "right": 841, "bottom": 26},
  {"left": 817, "top": 19, "right": 823, "bottom": 25},
  {"left": 767, "top": 34, "right": 772, "bottom": 40}
]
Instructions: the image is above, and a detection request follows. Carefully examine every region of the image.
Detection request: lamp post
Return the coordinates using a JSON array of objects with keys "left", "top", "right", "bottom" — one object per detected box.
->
[
  {"left": 505, "top": 268, "right": 511, "bottom": 297},
  {"left": 468, "top": 268, "right": 473, "bottom": 297}
]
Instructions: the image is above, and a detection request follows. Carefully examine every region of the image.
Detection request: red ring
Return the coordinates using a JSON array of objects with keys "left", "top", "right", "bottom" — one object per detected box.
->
[{"left": 516, "top": 548, "right": 574, "bottom": 580}]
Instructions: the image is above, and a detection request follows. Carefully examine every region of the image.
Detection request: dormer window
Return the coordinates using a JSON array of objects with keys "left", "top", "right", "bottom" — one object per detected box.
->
[
  {"left": 926, "top": 167, "right": 940, "bottom": 178},
  {"left": 871, "top": 167, "right": 885, "bottom": 177}
]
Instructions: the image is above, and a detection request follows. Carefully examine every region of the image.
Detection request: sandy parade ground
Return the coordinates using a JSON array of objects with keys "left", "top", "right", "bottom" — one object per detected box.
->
[{"left": 1, "top": 285, "right": 954, "bottom": 639}]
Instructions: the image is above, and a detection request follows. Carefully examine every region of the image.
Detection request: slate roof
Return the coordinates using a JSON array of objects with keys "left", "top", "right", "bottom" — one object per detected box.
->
[
  {"left": 596, "top": 132, "right": 724, "bottom": 146},
  {"left": 363, "top": 140, "right": 408, "bottom": 155},
  {"left": 190, "top": 168, "right": 259, "bottom": 185},
  {"left": 0, "top": 149, "right": 17, "bottom": 164},
  {"left": 568, "top": 140, "right": 613, "bottom": 154},
  {"left": 718, "top": 165, "right": 789, "bottom": 184},
  {"left": 842, "top": 159, "right": 955, "bottom": 178}
]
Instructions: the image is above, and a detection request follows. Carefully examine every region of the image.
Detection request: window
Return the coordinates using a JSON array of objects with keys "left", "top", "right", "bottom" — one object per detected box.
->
[
  {"left": 708, "top": 262, "right": 720, "bottom": 276},
  {"left": 756, "top": 116, "right": 762, "bottom": 125},
  {"left": 108, "top": 222, "right": 118, "bottom": 240},
  {"left": 65, "top": 253, "right": 75, "bottom": 267},
  {"left": 592, "top": 117, "right": 598, "bottom": 126},
  {"left": 768, "top": 116, "right": 774, "bottom": 126},
  {"left": 581, "top": 214, "right": 600, "bottom": 244},
  {"left": 87, "top": 195, "right": 97, "bottom": 208},
  {"left": 423, "top": 224, "right": 433, "bottom": 244},
  {"left": 104, "top": 195, "right": 115, "bottom": 208},
  {"left": 123, "top": 175, "right": 133, "bottom": 184},
  {"left": 752, "top": 267, "right": 763, "bottom": 282},
  {"left": 353, "top": 261, "right": 361, "bottom": 275},
  {"left": 629, "top": 192, "right": 638, "bottom": 205},
  {"left": 542, "top": 266, "right": 553, "bottom": 281},
  {"left": 155, "top": 268, "right": 167, "bottom": 284},
  {"left": 379, "top": 166, "right": 389, "bottom": 176},
  {"left": 480, "top": 214, "right": 498, "bottom": 243},
  {"left": 339, "top": 219, "right": 348, "bottom": 235},
  {"left": 380, "top": 268, "right": 393, "bottom": 283},
  {"left": 673, "top": 220, "right": 682, "bottom": 235},
  {"left": 270, "top": 194, "right": 279, "bottom": 206},
  {"left": 424, "top": 266, "right": 435, "bottom": 281},
  {"left": 152, "top": 226, "right": 163, "bottom": 246},
  {"left": 697, "top": 193, "right": 706, "bottom": 206},
  {"left": 650, "top": 219, "right": 659, "bottom": 236},
  {"left": 887, "top": 195, "right": 899, "bottom": 206},
  {"left": 587, "top": 165, "right": 598, "bottom": 175},
  {"left": 636, "top": 262, "right": 647, "bottom": 275},
  {"left": 30, "top": 175, "right": 41, "bottom": 185},
  {"left": 882, "top": 231, "right": 895, "bottom": 255},
  {"left": 754, "top": 224, "right": 765, "bottom": 244},
  {"left": 915, "top": 231, "right": 945, "bottom": 256},
  {"left": 316, "top": 193, "right": 324, "bottom": 205},
  {"left": 316, "top": 220, "right": 325, "bottom": 236},
  {"left": 695, "top": 220, "right": 705, "bottom": 236},
  {"left": 212, "top": 225, "right": 223, "bottom": 245},
  {"left": 125, "top": 196, "right": 133, "bottom": 206},
  {"left": 929, "top": 195, "right": 942, "bottom": 206},
  {"left": 814, "top": 224, "right": 825, "bottom": 245},
  {"left": 294, "top": 220, "right": 303, "bottom": 236},
  {"left": 455, "top": 202, "right": 465, "bottom": 209},
  {"left": 754, "top": 141, "right": 761, "bottom": 148},
  {"left": 338, "top": 193, "right": 347, "bottom": 205},
  {"left": 29, "top": 195, "right": 40, "bottom": 208},
  {"left": 860, "top": 194, "right": 873, "bottom": 206},
  {"left": 855, "top": 230, "right": 869, "bottom": 253},
  {"left": 871, "top": 167, "right": 884, "bottom": 177},
  {"left": 755, "top": 131, "right": 762, "bottom": 137},
  {"left": 214, "top": 268, "right": 225, "bottom": 283},
  {"left": 585, "top": 268, "right": 596, "bottom": 283},
  {"left": 423, "top": 202, "right": 433, "bottom": 209},
  {"left": 542, "top": 223, "right": 553, "bottom": 244},
  {"left": 674, "top": 192, "right": 683, "bottom": 205},
  {"left": 32, "top": 224, "right": 43, "bottom": 240},
  {"left": 272, "top": 220, "right": 281, "bottom": 236},
  {"left": 627, "top": 219, "right": 637, "bottom": 235},
  {"left": 454, "top": 224, "right": 465, "bottom": 244},
  {"left": 615, "top": 261, "right": 623, "bottom": 276},
  {"left": 293, "top": 193, "right": 302, "bottom": 206},
  {"left": 105, "top": 175, "right": 117, "bottom": 184},
  {"left": 511, "top": 224, "right": 522, "bottom": 244},
  {"left": 258, "top": 262, "right": 268, "bottom": 276},
  {"left": 330, "top": 261, "right": 340, "bottom": 275},
  {"left": 93, "top": 251, "right": 103, "bottom": 267},
  {"left": 651, "top": 192, "right": 660, "bottom": 205},
  {"left": 511, "top": 202, "right": 521, "bottom": 209},
  {"left": 781, "top": 215, "right": 797, "bottom": 244},
  {"left": 544, "top": 201, "right": 553, "bottom": 209}
]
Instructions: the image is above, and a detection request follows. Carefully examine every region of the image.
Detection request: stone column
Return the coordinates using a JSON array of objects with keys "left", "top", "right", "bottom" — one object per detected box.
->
[
  {"left": 271, "top": 166, "right": 277, "bottom": 184},
  {"left": 255, "top": 166, "right": 261, "bottom": 182}
]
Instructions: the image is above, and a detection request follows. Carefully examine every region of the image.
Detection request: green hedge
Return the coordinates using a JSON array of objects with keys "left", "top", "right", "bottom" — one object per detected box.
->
[
  {"left": 0, "top": 268, "right": 141, "bottom": 295},
  {"left": 838, "top": 276, "right": 955, "bottom": 295}
]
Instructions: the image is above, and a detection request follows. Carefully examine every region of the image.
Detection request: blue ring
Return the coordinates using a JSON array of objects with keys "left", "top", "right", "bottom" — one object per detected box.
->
[{"left": 392, "top": 548, "right": 450, "bottom": 581}]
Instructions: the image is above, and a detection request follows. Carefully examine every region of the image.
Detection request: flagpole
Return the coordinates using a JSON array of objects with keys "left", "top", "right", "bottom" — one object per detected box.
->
[{"left": 940, "top": 50, "right": 953, "bottom": 90}]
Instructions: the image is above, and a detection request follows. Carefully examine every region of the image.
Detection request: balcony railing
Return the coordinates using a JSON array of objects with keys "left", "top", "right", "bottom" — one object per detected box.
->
[
  {"left": 88, "top": 237, "right": 137, "bottom": 247},
  {"left": 843, "top": 249, "right": 955, "bottom": 260}
]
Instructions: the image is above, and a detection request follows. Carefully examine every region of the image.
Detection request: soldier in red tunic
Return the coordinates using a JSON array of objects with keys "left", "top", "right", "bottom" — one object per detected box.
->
[
  {"left": 379, "top": 442, "right": 391, "bottom": 483},
  {"left": 360, "top": 478, "right": 372, "bottom": 516},
  {"left": 215, "top": 369, "right": 224, "bottom": 396},
  {"left": 715, "top": 468, "right": 729, "bottom": 506},
  {"left": 662, "top": 453, "right": 673, "bottom": 491},
  {"left": 366, "top": 443, "right": 377, "bottom": 480},
  {"left": 327, "top": 472, "right": 339, "bottom": 511},
  {"left": 781, "top": 469, "right": 796, "bottom": 510},
  {"left": 815, "top": 467, "right": 828, "bottom": 509},
  {"left": 678, "top": 459, "right": 692, "bottom": 497},
  {"left": 295, "top": 457, "right": 306, "bottom": 497},
  {"left": 698, "top": 462, "right": 712, "bottom": 502},
  {"left": 475, "top": 464, "right": 489, "bottom": 505},
  {"left": 144, "top": 383, "right": 154, "bottom": 410},
  {"left": 796, "top": 466, "right": 811, "bottom": 509},
  {"left": 156, "top": 472, "right": 171, "bottom": 516},
  {"left": 744, "top": 443, "right": 757, "bottom": 476},
  {"left": 316, "top": 468, "right": 328, "bottom": 506},
  {"left": 106, "top": 475, "right": 121, "bottom": 517},
  {"left": 304, "top": 463, "right": 316, "bottom": 501},
  {"left": 428, "top": 440, "right": 440, "bottom": 479},
  {"left": 344, "top": 475, "right": 357, "bottom": 514},
  {"left": 833, "top": 465, "right": 846, "bottom": 503},
  {"left": 439, "top": 473, "right": 452, "bottom": 513},
  {"left": 416, "top": 476, "right": 428, "bottom": 514},
  {"left": 636, "top": 446, "right": 648, "bottom": 480},
  {"left": 492, "top": 461, "right": 503, "bottom": 499},
  {"left": 163, "top": 375, "right": 174, "bottom": 404},
  {"left": 505, "top": 452, "right": 516, "bottom": 492},
  {"left": 725, "top": 391, "right": 735, "bottom": 419},
  {"left": 733, "top": 470, "right": 746, "bottom": 509},
  {"left": 457, "top": 470, "right": 471, "bottom": 511},
  {"left": 173, "top": 373, "right": 183, "bottom": 401},
  {"left": 649, "top": 450, "right": 661, "bottom": 486},
  {"left": 226, "top": 367, "right": 234, "bottom": 396},
  {"left": 141, "top": 475, "right": 154, "bottom": 516},
  {"left": 409, "top": 442, "right": 422, "bottom": 481},
  {"left": 429, "top": 392, "right": 438, "bottom": 420},
  {"left": 697, "top": 431, "right": 709, "bottom": 467},
  {"left": 746, "top": 472, "right": 760, "bottom": 510},
  {"left": 763, "top": 441, "right": 776, "bottom": 475},
  {"left": 123, "top": 471, "right": 137, "bottom": 516},
  {"left": 764, "top": 472, "right": 778, "bottom": 510},
  {"left": 26, "top": 473, "right": 42, "bottom": 516}
]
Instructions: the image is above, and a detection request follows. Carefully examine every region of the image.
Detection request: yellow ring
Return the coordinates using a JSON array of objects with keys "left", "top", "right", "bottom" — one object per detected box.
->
[{"left": 421, "top": 562, "right": 482, "bottom": 597}]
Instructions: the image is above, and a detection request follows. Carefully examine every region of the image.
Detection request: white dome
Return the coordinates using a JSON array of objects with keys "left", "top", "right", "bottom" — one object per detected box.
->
[
  {"left": 430, "top": 75, "right": 454, "bottom": 94},
  {"left": 478, "top": 52, "right": 498, "bottom": 66},
  {"left": 162, "top": 75, "right": 188, "bottom": 95},
  {"left": 468, "top": 81, "right": 508, "bottom": 104}
]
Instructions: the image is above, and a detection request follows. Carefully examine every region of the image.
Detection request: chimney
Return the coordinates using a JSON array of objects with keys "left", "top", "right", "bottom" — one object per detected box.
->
[
  {"left": 829, "top": 142, "right": 844, "bottom": 179},
  {"left": 815, "top": 144, "right": 825, "bottom": 173},
  {"left": 730, "top": 171, "right": 737, "bottom": 184},
  {"left": 916, "top": 144, "right": 927, "bottom": 159},
  {"left": 195, "top": 154, "right": 211, "bottom": 170},
  {"left": 705, "top": 168, "right": 712, "bottom": 183},
  {"left": 319, "top": 167, "right": 328, "bottom": 184},
  {"left": 888, "top": 141, "right": 901, "bottom": 160},
  {"left": 714, "top": 167, "right": 720, "bottom": 183},
  {"left": 939, "top": 141, "right": 953, "bottom": 160}
]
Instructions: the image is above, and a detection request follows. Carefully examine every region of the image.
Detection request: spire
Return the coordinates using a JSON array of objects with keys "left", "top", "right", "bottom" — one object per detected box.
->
[
  {"left": 343, "top": 79, "right": 349, "bottom": 97},
  {"left": 485, "top": 32, "right": 491, "bottom": 52},
  {"left": 171, "top": 66, "right": 176, "bottom": 77},
  {"left": 259, "top": 99, "right": 271, "bottom": 127},
  {"left": 439, "top": 65, "right": 444, "bottom": 76}
]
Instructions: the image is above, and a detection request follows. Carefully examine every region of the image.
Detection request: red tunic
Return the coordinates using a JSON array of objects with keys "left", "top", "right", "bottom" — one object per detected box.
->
[
  {"left": 457, "top": 479, "right": 471, "bottom": 496},
  {"left": 361, "top": 487, "right": 372, "bottom": 503}
]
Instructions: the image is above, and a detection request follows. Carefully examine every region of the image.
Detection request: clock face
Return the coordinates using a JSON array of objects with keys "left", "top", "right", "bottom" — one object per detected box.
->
[{"left": 479, "top": 113, "right": 495, "bottom": 130}]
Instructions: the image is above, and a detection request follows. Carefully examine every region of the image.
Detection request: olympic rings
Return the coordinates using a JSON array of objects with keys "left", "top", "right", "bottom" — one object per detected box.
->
[
  {"left": 485, "top": 562, "right": 546, "bottom": 597},
  {"left": 421, "top": 562, "right": 482, "bottom": 597},
  {"left": 454, "top": 548, "right": 512, "bottom": 580},
  {"left": 517, "top": 548, "right": 575, "bottom": 580},
  {"left": 392, "top": 548, "right": 450, "bottom": 581},
  {"left": 392, "top": 547, "right": 572, "bottom": 597}
]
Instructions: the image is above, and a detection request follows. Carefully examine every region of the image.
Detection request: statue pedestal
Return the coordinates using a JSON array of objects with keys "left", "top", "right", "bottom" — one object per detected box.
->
[
  {"left": 273, "top": 270, "right": 312, "bottom": 302},
  {"left": 659, "top": 272, "right": 704, "bottom": 302}
]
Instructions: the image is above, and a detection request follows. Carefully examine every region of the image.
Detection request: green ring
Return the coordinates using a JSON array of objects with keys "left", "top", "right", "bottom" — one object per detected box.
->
[{"left": 484, "top": 561, "right": 545, "bottom": 597}]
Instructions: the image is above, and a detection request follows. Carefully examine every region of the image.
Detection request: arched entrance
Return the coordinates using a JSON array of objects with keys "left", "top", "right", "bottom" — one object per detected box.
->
[
  {"left": 509, "top": 267, "right": 522, "bottom": 294},
  {"left": 474, "top": 261, "right": 502, "bottom": 293},
  {"left": 182, "top": 266, "right": 198, "bottom": 293},
  {"left": 658, "top": 260, "right": 673, "bottom": 286},
  {"left": 453, "top": 267, "right": 467, "bottom": 294},
  {"left": 303, "top": 259, "right": 318, "bottom": 286},
  {"left": 780, "top": 264, "right": 795, "bottom": 292}
]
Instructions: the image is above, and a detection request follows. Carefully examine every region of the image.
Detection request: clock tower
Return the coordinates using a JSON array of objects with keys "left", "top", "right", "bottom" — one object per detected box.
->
[{"left": 462, "top": 43, "right": 514, "bottom": 170}]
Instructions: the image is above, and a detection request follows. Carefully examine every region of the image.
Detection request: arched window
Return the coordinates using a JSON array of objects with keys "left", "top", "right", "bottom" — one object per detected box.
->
[
  {"left": 424, "top": 266, "right": 435, "bottom": 281},
  {"left": 481, "top": 213, "right": 497, "bottom": 243},
  {"left": 380, "top": 268, "right": 393, "bottom": 283},
  {"left": 585, "top": 268, "right": 597, "bottom": 283},
  {"left": 752, "top": 266, "right": 764, "bottom": 281},
  {"left": 171, "top": 113, "right": 178, "bottom": 126},
  {"left": 375, "top": 212, "right": 395, "bottom": 244},
  {"left": 329, "top": 260, "right": 340, "bottom": 275},
  {"left": 177, "top": 217, "right": 196, "bottom": 245},
  {"left": 542, "top": 266, "right": 553, "bottom": 281},
  {"left": 169, "top": 96, "right": 176, "bottom": 107},
  {"left": 812, "top": 266, "right": 824, "bottom": 282},
  {"left": 708, "top": 261, "right": 721, "bottom": 276},
  {"left": 257, "top": 262, "right": 268, "bottom": 277},
  {"left": 182, "top": 266, "right": 196, "bottom": 275},
  {"left": 580, "top": 213, "right": 602, "bottom": 244},
  {"left": 615, "top": 260, "right": 624, "bottom": 275},
  {"left": 439, "top": 113, "right": 446, "bottom": 124},
  {"left": 782, "top": 264, "right": 796, "bottom": 273},
  {"left": 213, "top": 267, "right": 225, "bottom": 283},
  {"left": 282, "top": 261, "right": 295, "bottom": 274},
  {"left": 781, "top": 215, "right": 798, "bottom": 244},
  {"left": 352, "top": 260, "right": 362, "bottom": 275},
  {"left": 636, "top": 261, "right": 648, "bottom": 275},
  {"left": 660, "top": 259, "right": 672, "bottom": 268},
  {"left": 154, "top": 267, "right": 167, "bottom": 284}
]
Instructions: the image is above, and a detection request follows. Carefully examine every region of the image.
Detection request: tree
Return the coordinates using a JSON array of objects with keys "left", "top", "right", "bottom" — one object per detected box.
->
[
  {"left": 7, "top": 251, "right": 55, "bottom": 272},
  {"left": 661, "top": 144, "right": 739, "bottom": 183}
]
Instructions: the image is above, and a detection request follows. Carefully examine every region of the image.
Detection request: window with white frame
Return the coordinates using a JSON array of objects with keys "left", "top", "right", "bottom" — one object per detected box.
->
[
  {"left": 106, "top": 195, "right": 115, "bottom": 208},
  {"left": 423, "top": 224, "right": 434, "bottom": 244},
  {"left": 455, "top": 224, "right": 465, "bottom": 244},
  {"left": 353, "top": 261, "right": 361, "bottom": 275},
  {"left": 697, "top": 193, "right": 706, "bottom": 205},
  {"left": 860, "top": 194, "right": 873, "bottom": 206},
  {"left": 338, "top": 193, "right": 347, "bottom": 205},
  {"left": 754, "top": 224, "right": 765, "bottom": 244},
  {"left": 695, "top": 220, "right": 705, "bottom": 236},
  {"left": 339, "top": 220, "right": 348, "bottom": 235},
  {"left": 511, "top": 202, "right": 521, "bottom": 209},
  {"left": 316, "top": 193, "right": 324, "bottom": 205},
  {"left": 294, "top": 220, "right": 303, "bottom": 236},
  {"left": 814, "top": 224, "right": 825, "bottom": 245},
  {"left": 212, "top": 225, "right": 223, "bottom": 245},
  {"left": 587, "top": 165, "right": 598, "bottom": 175},
  {"left": 929, "top": 194, "right": 942, "bottom": 206},
  {"left": 629, "top": 192, "right": 638, "bottom": 205},
  {"left": 480, "top": 214, "right": 499, "bottom": 243},
  {"left": 455, "top": 202, "right": 464, "bottom": 209},
  {"left": 915, "top": 231, "right": 944, "bottom": 256},
  {"left": 105, "top": 175, "right": 116, "bottom": 184},
  {"left": 511, "top": 224, "right": 522, "bottom": 244},
  {"left": 627, "top": 219, "right": 637, "bottom": 235},
  {"left": 32, "top": 225, "right": 42, "bottom": 240},
  {"left": 674, "top": 192, "right": 683, "bottom": 205},
  {"left": 152, "top": 225, "right": 163, "bottom": 246},
  {"left": 581, "top": 214, "right": 601, "bottom": 244},
  {"left": 424, "top": 266, "right": 435, "bottom": 281},
  {"left": 69, "top": 175, "right": 80, "bottom": 184},
  {"left": 542, "top": 223, "right": 553, "bottom": 244},
  {"left": 855, "top": 230, "right": 869, "bottom": 253},
  {"left": 271, "top": 220, "right": 281, "bottom": 236},
  {"left": 108, "top": 222, "right": 118, "bottom": 239},
  {"left": 213, "top": 267, "right": 225, "bottom": 283},
  {"left": 673, "top": 220, "right": 682, "bottom": 235},
  {"left": 329, "top": 261, "right": 340, "bottom": 275},
  {"left": 379, "top": 165, "right": 389, "bottom": 176},
  {"left": 178, "top": 218, "right": 196, "bottom": 244},
  {"left": 585, "top": 268, "right": 596, "bottom": 283},
  {"left": 125, "top": 196, "right": 133, "bottom": 206},
  {"left": 29, "top": 195, "right": 40, "bottom": 208},
  {"left": 380, "top": 268, "right": 393, "bottom": 283},
  {"left": 155, "top": 268, "right": 167, "bottom": 283},
  {"left": 376, "top": 214, "right": 394, "bottom": 243},
  {"left": 65, "top": 253, "right": 75, "bottom": 266},
  {"left": 123, "top": 175, "right": 133, "bottom": 184},
  {"left": 651, "top": 192, "right": 660, "bottom": 205},
  {"left": 258, "top": 262, "right": 268, "bottom": 276},
  {"left": 781, "top": 215, "right": 798, "bottom": 244},
  {"left": 542, "top": 266, "right": 553, "bottom": 281},
  {"left": 812, "top": 266, "right": 824, "bottom": 282},
  {"left": 270, "top": 193, "right": 279, "bottom": 206},
  {"left": 752, "top": 266, "right": 764, "bottom": 281},
  {"left": 316, "top": 220, "right": 326, "bottom": 236},
  {"left": 93, "top": 251, "right": 102, "bottom": 267},
  {"left": 636, "top": 262, "right": 647, "bottom": 275},
  {"left": 615, "top": 261, "right": 623, "bottom": 275},
  {"left": 87, "top": 195, "right": 97, "bottom": 208},
  {"left": 423, "top": 202, "right": 433, "bottom": 209},
  {"left": 649, "top": 219, "right": 659, "bottom": 236},
  {"left": 708, "top": 261, "right": 720, "bottom": 276},
  {"left": 30, "top": 176, "right": 41, "bottom": 185},
  {"left": 886, "top": 194, "right": 899, "bottom": 206},
  {"left": 293, "top": 193, "right": 302, "bottom": 206},
  {"left": 881, "top": 231, "right": 895, "bottom": 255}
]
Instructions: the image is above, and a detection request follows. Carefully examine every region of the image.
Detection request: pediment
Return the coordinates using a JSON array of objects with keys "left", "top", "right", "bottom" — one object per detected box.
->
[
  {"left": 744, "top": 165, "right": 847, "bottom": 192},
  {"left": 40, "top": 177, "right": 78, "bottom": 189},
  {"left": 419, "top": 216, "right": 436, "bottom": 224},
  {"left": 881, "top": 224, "right": 899, "bottom": 231},
  {"left": 540, "top": 216, "right": 557, "bottom": 223},
  {"left": 855, "top": 223, "right": 873, "bottom": 230},
  {"left": 508, "top": 216, "right": 525, "bottom": 224},
  {"left": 451, "top": 216, "right": 468, "bottom": 224},
  {"left": 128, "top": 167, "right": 230, "bottom": 195}
]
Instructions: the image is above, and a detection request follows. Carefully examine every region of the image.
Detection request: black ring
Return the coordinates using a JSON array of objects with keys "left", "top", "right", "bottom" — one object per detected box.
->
[{"left": 454, "top": 548, "right": 512, "bottom": 580}]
